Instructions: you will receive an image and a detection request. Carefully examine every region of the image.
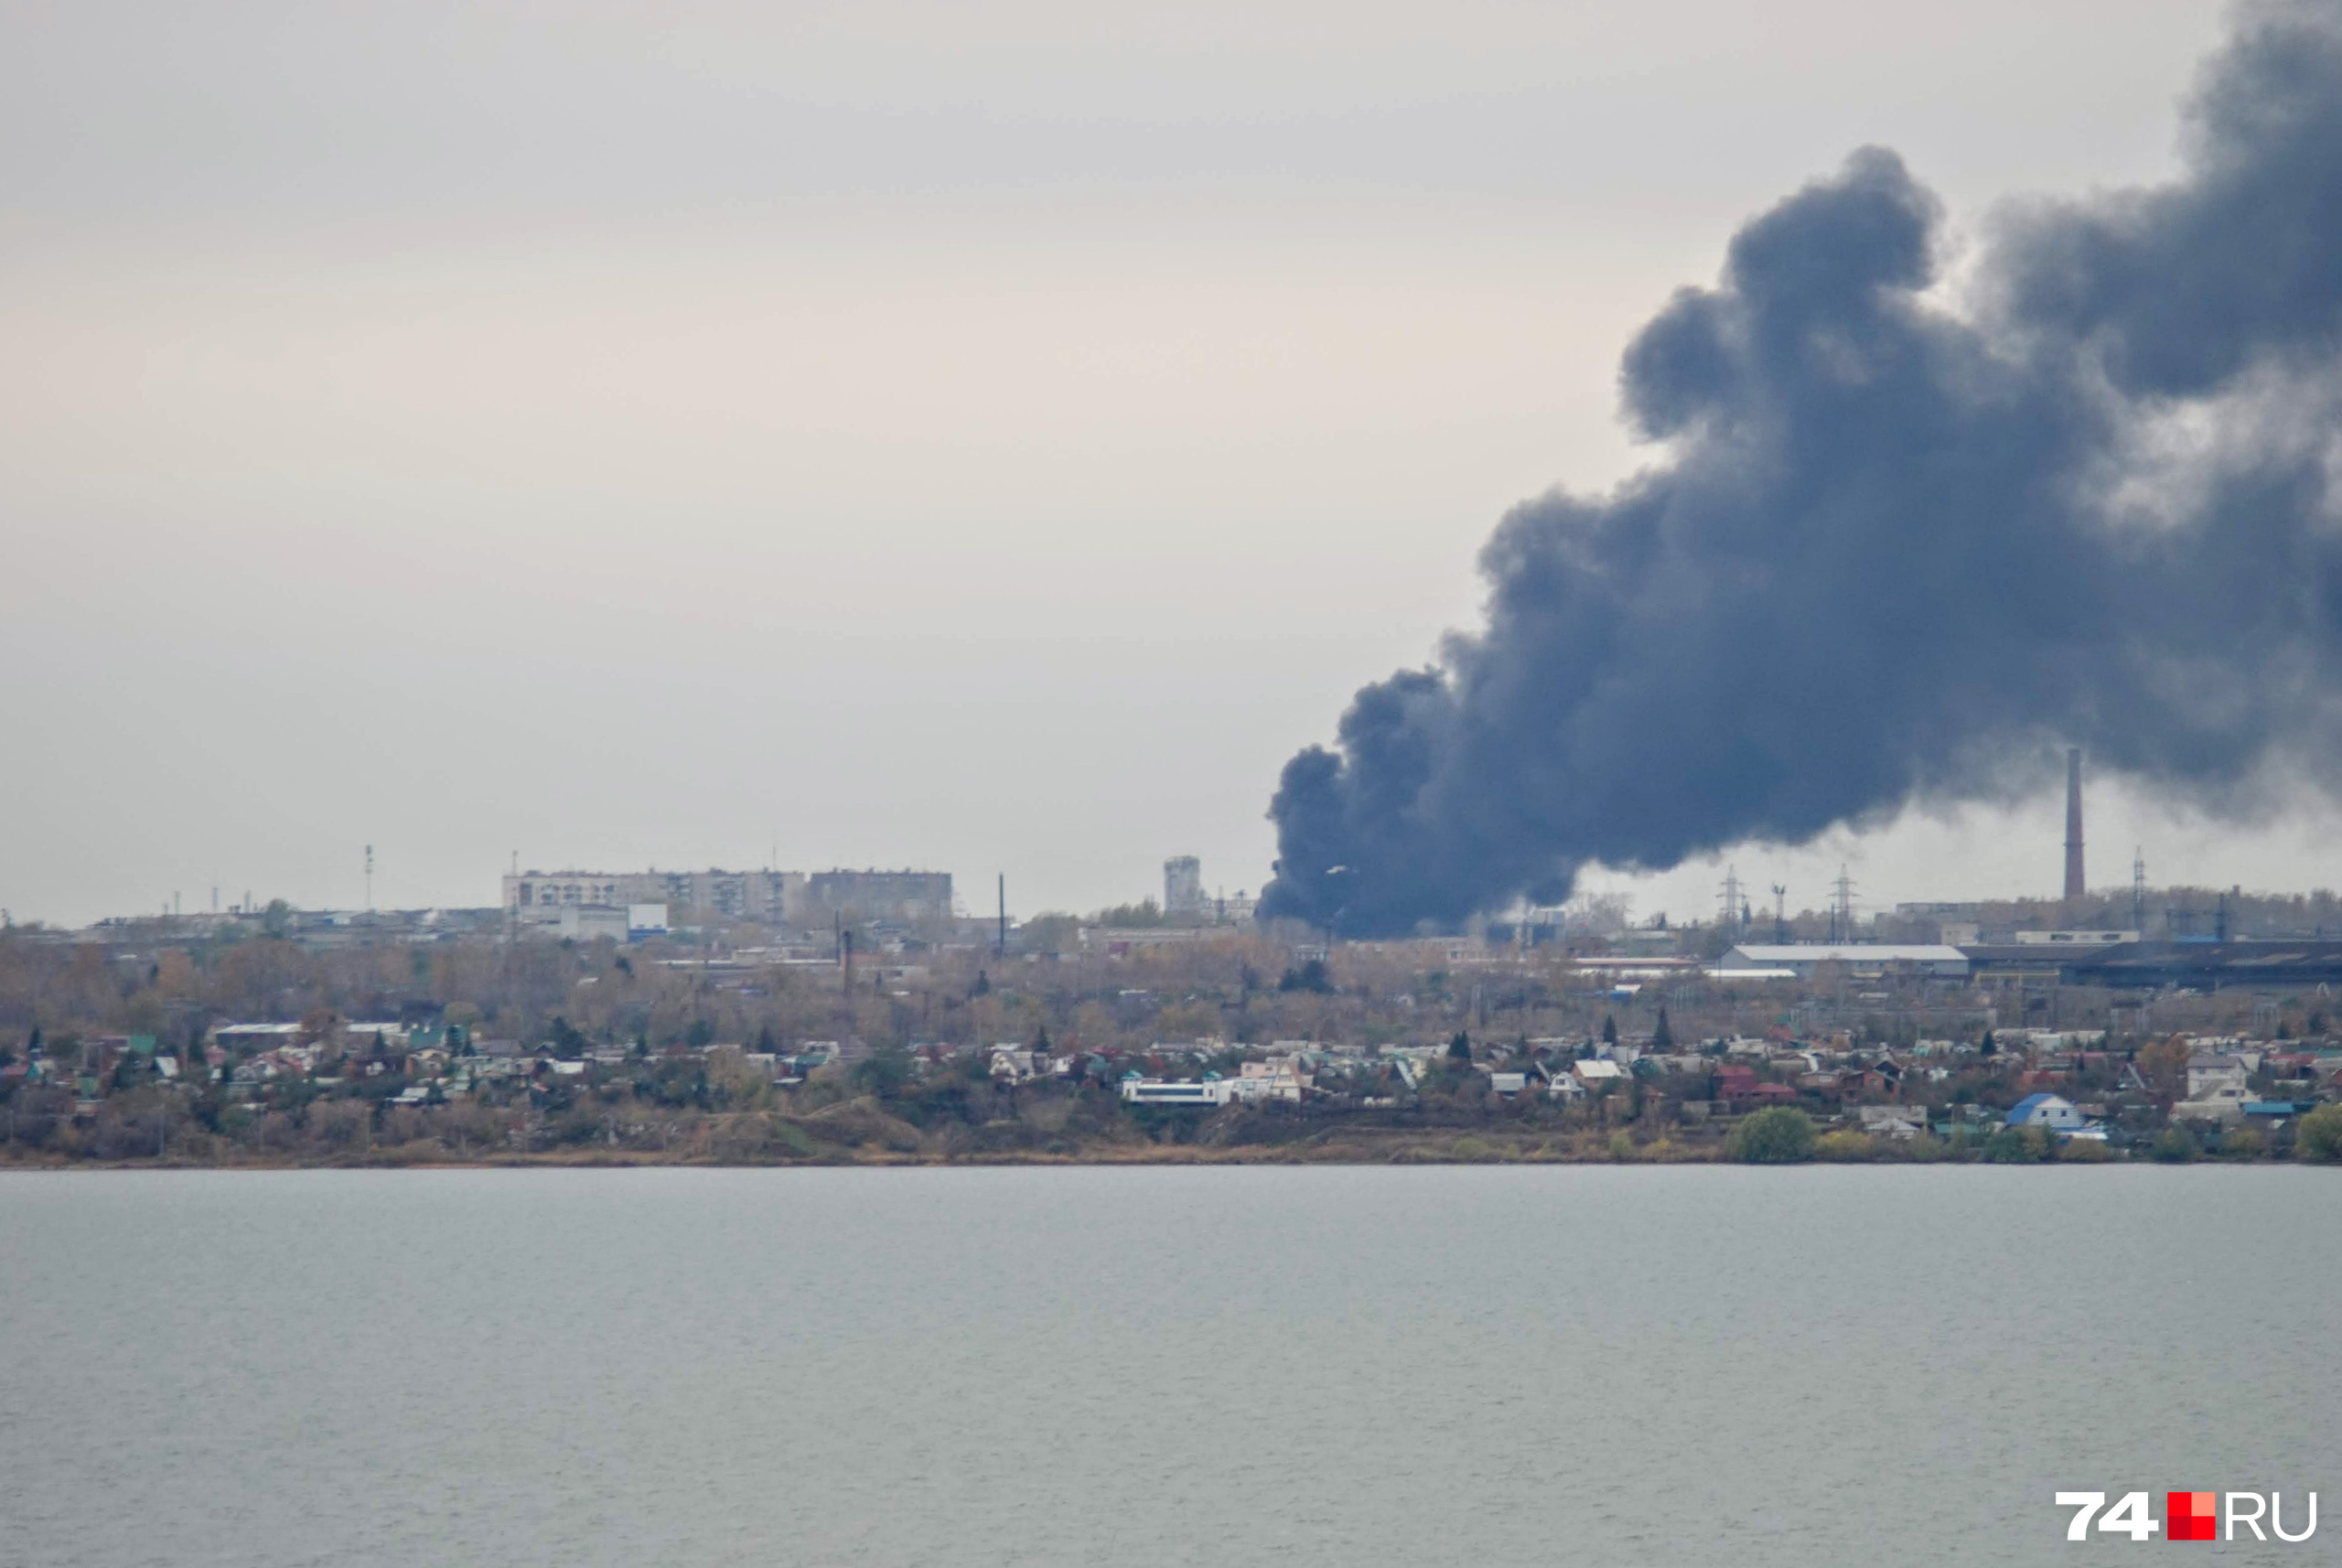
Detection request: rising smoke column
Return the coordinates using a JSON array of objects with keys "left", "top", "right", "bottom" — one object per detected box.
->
[{"left": 1262, "top": 0, "right": 2342, "bottom": 935}]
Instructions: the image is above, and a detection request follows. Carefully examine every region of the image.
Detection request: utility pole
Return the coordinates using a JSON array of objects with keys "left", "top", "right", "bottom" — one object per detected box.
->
[{"left": 997, "top": 874, "right": 1006, "bottom": 957}]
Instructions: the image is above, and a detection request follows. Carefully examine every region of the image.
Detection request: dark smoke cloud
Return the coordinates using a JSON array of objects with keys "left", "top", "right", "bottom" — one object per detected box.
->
[{"left": 1263, "top": 0, "right": 2342, "bottom": 936}]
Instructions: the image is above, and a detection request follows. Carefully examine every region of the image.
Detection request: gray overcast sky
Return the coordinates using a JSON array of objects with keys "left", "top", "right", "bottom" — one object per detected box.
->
[{"left": 9, "top": 0, "right": 2322, "bottom": 926}]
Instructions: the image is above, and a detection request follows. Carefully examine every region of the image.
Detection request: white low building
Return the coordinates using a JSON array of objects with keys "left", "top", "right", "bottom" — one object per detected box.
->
[
  {"left": 1856, "top": 1105, "right": 1928, "bottom": 1139},
  {"left": 1716, "top": 944, "right": 1971, "bottom": 979},
  {"left": 1121, "top": 1077, "right": 1235, "bottom": 1107}
]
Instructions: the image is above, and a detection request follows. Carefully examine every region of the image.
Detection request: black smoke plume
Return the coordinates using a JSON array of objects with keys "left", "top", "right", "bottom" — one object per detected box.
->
[{"left": 1263, "top": 0, "right": 2342, "bottom": 936}]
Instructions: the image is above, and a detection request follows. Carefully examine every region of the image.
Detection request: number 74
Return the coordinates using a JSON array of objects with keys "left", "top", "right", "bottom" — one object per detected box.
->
[{"left": 2057, "top": 1492, "right": 2161, "bottom": 1541}]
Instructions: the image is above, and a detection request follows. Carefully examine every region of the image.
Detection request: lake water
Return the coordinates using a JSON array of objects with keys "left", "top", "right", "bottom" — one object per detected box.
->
[{"left": 2, "top": 1166, "right": 2336, "bottom": 1566}]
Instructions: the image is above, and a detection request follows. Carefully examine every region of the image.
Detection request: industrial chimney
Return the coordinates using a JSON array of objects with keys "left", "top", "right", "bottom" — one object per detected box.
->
[{"left": 2063, "top": 747, "right": 2085, "bottom": 904}]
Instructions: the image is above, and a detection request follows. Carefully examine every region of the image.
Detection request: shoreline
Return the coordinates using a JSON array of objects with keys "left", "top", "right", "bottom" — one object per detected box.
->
[{"left": 2, "top": 1146, "right": 2320, "bottom": 1172}]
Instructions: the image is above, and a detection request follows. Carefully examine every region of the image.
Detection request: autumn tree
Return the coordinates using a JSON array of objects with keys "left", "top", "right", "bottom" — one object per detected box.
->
[{"left": 2137, "top": 1034, "right": 2192, "bottom": 1098}]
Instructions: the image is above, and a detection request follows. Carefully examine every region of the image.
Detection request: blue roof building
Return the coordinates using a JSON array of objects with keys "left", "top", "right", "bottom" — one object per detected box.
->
[{"left": 2006, "top": 1092, "right": 2086, "bottom": 1132}]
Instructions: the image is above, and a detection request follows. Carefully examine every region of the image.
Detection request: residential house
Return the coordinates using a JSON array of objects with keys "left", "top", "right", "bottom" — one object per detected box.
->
[
  {"left": 990, "top": 1045, "right": 1045, "bottom": 1082},
  {"left": 2005, "top": 1093, "right": 2089, "bottom": 1133},
  {"left": 1714, "top": 1064, "right": 1761, "bottom": 1106},
  {"left": 2186, "top": 1054, "right": 2251, "bottom": 1101},
  {"left": 1573, "top": 1058, "right": 1626, "bottom": 1090},
  {"left": 2172, "top": 1054, "right": 2256, "bottom": 1123},
  {"left": 1228, "top": 1058, "right": 1310, "bottom": 1103},
  {"left": 1856, "top": 1105, "right": 1928, "bottom": 1139}
]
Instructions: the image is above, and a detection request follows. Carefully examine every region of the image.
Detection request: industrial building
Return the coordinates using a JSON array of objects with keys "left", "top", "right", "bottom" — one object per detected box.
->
[
  {"left": 1715, "top": 944, "right": 1971, "bottom": 979},
  {"left": 2056, "top": 940, "right": 2342, "bottom": 990}
]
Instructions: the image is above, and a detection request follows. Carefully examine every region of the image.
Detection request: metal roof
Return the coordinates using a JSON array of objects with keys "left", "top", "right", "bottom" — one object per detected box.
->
[{"left": 1723, "top": 945, "right": 1968, "bottom": 963}]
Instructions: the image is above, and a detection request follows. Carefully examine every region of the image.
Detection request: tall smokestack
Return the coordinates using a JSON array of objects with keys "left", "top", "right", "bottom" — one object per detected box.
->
[{"left": 2063, "top": 747, "right": 2085, "bottom": 904}]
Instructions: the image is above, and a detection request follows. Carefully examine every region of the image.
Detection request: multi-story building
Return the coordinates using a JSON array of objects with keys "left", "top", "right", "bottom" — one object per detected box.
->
[
  {"left": 1164, "top": 855, "right": 1205, "bottom": 918},
  {"left": 505, "top": 872, "right": 637, "bottom": 910},
  {"left": 656, "top": 869, "right": 806, "bottom": 924},
  {"left": 800, "top": 869, "right": 954, "bottom": 924},
  {"left": 502, "top": 869, "right": 805, "bottom": 926},
  {"left": 504, "top": 866, "right": 952, "bottom": 929}
]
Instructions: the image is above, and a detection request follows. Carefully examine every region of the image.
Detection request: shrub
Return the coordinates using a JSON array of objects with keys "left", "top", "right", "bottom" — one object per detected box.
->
[
  {"left": 851, "top": 1048, "right": 913, "bottom": 1099},
  {"left": 1726, "top": 1106, "right": 1814, "bottom": 1164},
  {"left": 1607, "top": 1130, "right": 1635, "bottom": 1162},
  {"left": 2218, "top": 1123, "right": 2266, "bottom": 1160},
  {"left": 1813, "top": 1130, "right": 1877, "bottom": 1162},
  {"left": 2296, "top": 1102, "right": 2342, "bottom": 1163},
  {"left": 2055, "top": 1135, "right": 2115, "bottom": 1163},
  {"left": 1982, "top": 1125, "right": 2050, "bottom": 1163},
  {"left": 2150, "top": 1126, "right": 2198, "bottom": 1164}
]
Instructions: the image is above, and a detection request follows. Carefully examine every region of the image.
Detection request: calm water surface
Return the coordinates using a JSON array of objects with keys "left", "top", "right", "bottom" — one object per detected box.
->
[{"left": 2, "top": 1166, "right": 2335, "bottom": 1567}]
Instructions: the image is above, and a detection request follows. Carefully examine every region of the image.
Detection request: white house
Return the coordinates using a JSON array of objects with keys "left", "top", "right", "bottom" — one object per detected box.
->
[
  {"left": 1537, "top": 1063, "right": 1584, "bottom": 1101},
  {"left": 990, "top": 1045, "right": 1045, "bottom": 1082},
  {"left": 2173, "top": 1054, "right": 2254, "bottom": 1123},
  {"left": 2186, "top": 1054, "right": 2251, "bottom": 1101},
  {"left": 2005, "top": 1093, "right": 2088, "bottom": 1133}
]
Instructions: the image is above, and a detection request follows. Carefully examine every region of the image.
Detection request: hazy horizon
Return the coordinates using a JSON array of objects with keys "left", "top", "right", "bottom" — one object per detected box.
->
[{"left": 19, "top": 0, "right": 2342, "bottom": 929}]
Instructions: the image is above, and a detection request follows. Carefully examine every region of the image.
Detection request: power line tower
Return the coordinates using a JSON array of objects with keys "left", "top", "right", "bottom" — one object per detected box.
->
[
  {"left": 2063, "top": 746, "right": 2086, "bottom": 904},
  {"left": 1718, "top": 865, "right": 1743, "bottom": 931},
  {"left": 1770, "top": 885, "right": 1789, "bottom": 944},
  {"left": 1829, "top": 865, "right": 1857, "bottom": 943}
]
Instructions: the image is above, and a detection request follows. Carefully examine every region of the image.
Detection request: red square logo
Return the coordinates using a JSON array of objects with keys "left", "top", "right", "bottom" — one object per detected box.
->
[{"left": 2168, "top": 1491, "right": 2217, "bottom": 1541}]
